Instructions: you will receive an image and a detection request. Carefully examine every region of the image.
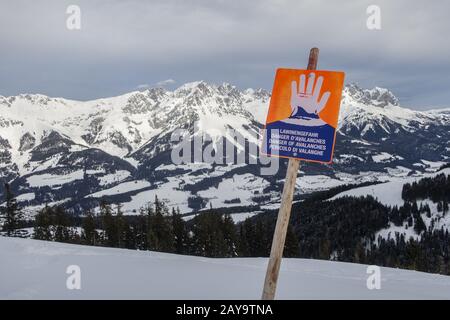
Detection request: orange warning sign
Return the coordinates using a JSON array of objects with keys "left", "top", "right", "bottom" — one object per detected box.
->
[{"left": 262, "top": 68, "right": 345, "bottom": 163}]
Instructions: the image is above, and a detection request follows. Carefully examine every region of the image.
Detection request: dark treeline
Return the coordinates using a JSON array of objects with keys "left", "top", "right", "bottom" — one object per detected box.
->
[
  {"left": 0, "top": 183, "right": 298, "bottom": 258},
  {"left": 402, "top": 173, "right": 450, "bottom": 203},
  {"left": 30, "top": 197, "right": 234, "bottom": 257},
  {"left": 29, "top": 196, "right": 299, "bottom": 258},
  {"left": 243, "top": 174, "right": 450, "bottom": 275},
  {"left": 287, "top": 196, "right": 449, "bottom": 274},
  {"left": 1, "top": 174, "right": 450, "bottom": 275},
  {"left": 367, "top": 229, "right": 450, "bottom": 275}
]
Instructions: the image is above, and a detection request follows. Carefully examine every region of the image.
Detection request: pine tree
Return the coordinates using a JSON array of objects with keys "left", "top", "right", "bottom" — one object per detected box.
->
[
  {"left": 33, "top": 205, "right": 53, "bottom": 241},
  {"left": 319, "top": 238, "right": 331, "bottom": 260},
  {"left": 136, "top": 208, "right": 148, "bottom": 250},
  {"left": 148, "top": 196, "right": 174, "bottom": 252},
  {"left": 81, "top": 210, "right": 97, "bottom": 245},
  {"left": 443, "top": 201, "right": 449, "bottom": 216},
  {"left": 283, "top": 224, "right": 299, "bottom": 258},
  {"left": 123, "top": 220, "right": 135, "bottom": 249},
  {"left": 145, "top": 202, "right": 157, "bottom": 250},
  {"left": 414, "top": 214, "right": 426, "bottom": 234},
  {"left": 53, "top": 206, "right": 72, "bottom": 243},
  {"left": 116, "top": 204, "right": 125, "bottom": 248},
  {"left": 353, "top": 241, "right": 365, "bottom": 263},
  {"left": 221, "top": 213, "right": 237, "bottom": 257},
  {"left": 238, "top": 222, "right": 250, "bottom": 256},
  {"left": 241, "top": 218, "right": 256, "bottom": 256},
  {"left": 191, "top": 210, "right": 224, "bottom": 257},
  {"left": 1, "top": 183, "right": 23, "bottom": 236},
  {"left": 172, "top": 207, "right": 187, "bottom": 254},
  {"left": 100, "top": 199, "right": 118, "bottom": 247},
  {"left": 254, "top": 219, "right": 269, "bottom": 256}
]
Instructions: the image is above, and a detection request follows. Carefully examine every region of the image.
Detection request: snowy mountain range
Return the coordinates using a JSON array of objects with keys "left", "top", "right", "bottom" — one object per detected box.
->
[{"left": 0, "top": 81, "right": 449, "bottom": 215}]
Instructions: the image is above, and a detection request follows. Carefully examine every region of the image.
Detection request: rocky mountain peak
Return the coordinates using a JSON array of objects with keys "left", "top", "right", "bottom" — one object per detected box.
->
[{"left": 343, "top": 83, "right": 399, "bottom": 107}]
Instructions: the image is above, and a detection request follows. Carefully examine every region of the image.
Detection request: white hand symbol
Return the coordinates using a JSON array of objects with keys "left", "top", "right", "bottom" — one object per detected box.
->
[{"left": 290, "top": 73, "right": 330, "bottom": 118}]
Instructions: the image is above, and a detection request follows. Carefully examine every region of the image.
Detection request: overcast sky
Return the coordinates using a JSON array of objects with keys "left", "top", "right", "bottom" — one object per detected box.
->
[{"left": 1, "top": 0, "right": 449, "bottom": 109}]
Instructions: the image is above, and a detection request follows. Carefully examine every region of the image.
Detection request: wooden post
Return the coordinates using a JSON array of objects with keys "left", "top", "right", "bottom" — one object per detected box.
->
[{"left": 261, "top": 47, "right": 319, "bottom": 300}]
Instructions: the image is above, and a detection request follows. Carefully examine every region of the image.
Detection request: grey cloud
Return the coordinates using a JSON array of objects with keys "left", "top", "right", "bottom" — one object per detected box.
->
[
  {"left": 156, "top": 79, "right": 176, "bottom": 87},
  {"left": 0, "top": 0, "right": 449, "bottom": 109}
]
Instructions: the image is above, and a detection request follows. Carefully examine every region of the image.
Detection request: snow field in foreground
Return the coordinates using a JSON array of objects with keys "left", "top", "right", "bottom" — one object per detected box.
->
[{"left": 1, "top": 237, "right": 450, "bottom": 299}]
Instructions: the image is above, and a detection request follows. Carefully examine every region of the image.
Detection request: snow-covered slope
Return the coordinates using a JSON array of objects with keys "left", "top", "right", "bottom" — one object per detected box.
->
[
  {"left": 0, "top": 81, "right": 449, "bottom": 215},
  {"left": 331, "top": 168, "right": 450, "bottom": 207},
  {"left": 1, "top": 237, "right": 450, "bottom": 299},
  {"left": 331, "top": 168, "right": 450, "bottom": 243}
]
